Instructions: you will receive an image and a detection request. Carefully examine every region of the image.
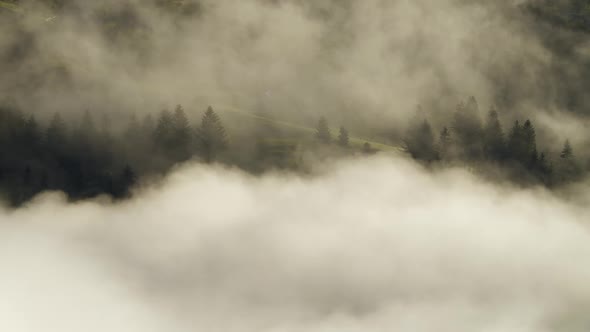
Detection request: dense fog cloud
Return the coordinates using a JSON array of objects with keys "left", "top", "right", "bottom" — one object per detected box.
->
[
  {"left": 2, "top": 157, "right": 590, "bottom": 331},
  {"left": 0, "top": 0, "right": 566, "bottom": 129}
]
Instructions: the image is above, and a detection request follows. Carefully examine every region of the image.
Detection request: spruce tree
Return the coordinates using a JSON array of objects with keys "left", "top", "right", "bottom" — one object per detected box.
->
[
  {"left": 438, "top": 126, "right": 451, "bottom": 160},
  {"left": 172, "top": 104, "right": 192, "bottom": 161},
  {"left": 521, "top": 120, "right": 537, "bottom": 157},
  {"left": 404, "top": 119, "right": 437, "bottom": 162},
  {"left": 507, "top": 120, "right": 523, "bottom": 161},
  {"left": 154, "top": 109, "right": 174, "bottom": 151},
  {"left": 196, "top": 106, "right": 227, "bottom": 163},
  {"left": 557, "top": 139, "right": 580, "bottom": 184},
  {"left": 483, "top": 108, "right": 505, "bottom": 161},
  {"left": 451, "top": 97, "right": 483, "bottom": 160},
  {"left": 46, "top": 113, "right": 66, "bottom": 149},
  {"left": 560, "top": 139, "right": 573, "bottom": 159},
  {"left": 22, "top": 115, "right": 40, "bottom": 149},
  {"left": 316, "top": 117, "right": 331, "bottom": 143}
]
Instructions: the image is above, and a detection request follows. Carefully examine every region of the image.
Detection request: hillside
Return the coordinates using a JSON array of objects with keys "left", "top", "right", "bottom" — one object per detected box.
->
[{"left": 527, "top": 0, "right": 590, "bottom": 32}]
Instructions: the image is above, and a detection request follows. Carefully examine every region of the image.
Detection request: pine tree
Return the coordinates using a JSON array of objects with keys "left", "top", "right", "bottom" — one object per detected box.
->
[
  {"left": 560, "top": 139, "right": 573, "bottom": 159},
  {"left": 521, "top": 120, "right": 537, "bottom": 157},
  {"left": 22, "top": 115, "right": 40, "bottom": 149},
  {"left": 172, "top": 104, "right": 192, "bottom": 161},
  {"left": 46, "top": 112, "right": 67, "bottom": 149},
  {"left": 483, "top": 108, "right": 505, "bottom": 161},
  {"left": 556, "top": 139, "right": 580, "bottom": 184},
  {"left": 404, "top": 119, "right": 437, "bottom": 162},
  {"left": 154, "top": 109, "right": 174, "bottom": 151},
  {"left": 196, "top": 106, "right": 227, "bottom": 163},
  {"left": 338, "top": 126, "right": 349, "bottom": 147},
  {"left": 316, "top": 117, "right": 331, "bottom": 143},
  {"left": 451, "top": 97, "right": 483, "bottom": 160},
  {"left": 535, "top": 152, "right": 553, "bottom": 185},
  {"left": 507, "top": 120, "right": 523, "bottom": 161},
  {"left": 438, "top": 126, "right": 451, "bottom": 160}
]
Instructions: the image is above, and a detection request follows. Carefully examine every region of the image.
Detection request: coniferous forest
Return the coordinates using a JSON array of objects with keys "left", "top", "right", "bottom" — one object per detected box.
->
[{"left": 1, "top": 94, "right": 588, "bottom": 206}]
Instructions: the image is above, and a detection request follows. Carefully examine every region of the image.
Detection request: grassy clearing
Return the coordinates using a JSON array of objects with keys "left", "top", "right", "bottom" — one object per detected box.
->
[
  {"left": 215, "top": 105, "right": 403, "bottom": 153},
  {"left": 0, "top": 1, "right": 20, "bottom": 12}
]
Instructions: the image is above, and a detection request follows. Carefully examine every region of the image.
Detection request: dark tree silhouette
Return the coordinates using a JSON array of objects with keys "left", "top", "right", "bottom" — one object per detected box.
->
[
  {"left": 561, "top": 139, "right": 573, "bottom": 159},
  {"left": 316, "top": 117, "right": 331, "bottom": 143},
  {"left": 171, "top": 104, "right": 192, "bottom": 161},
  {"left": 483, "top": 108, "right": 505, "bottom": 161},
  {"left": 452, "top": 97, "right": 484, "bottom": 160},
  {"left": 154, "top": 109, "right": 174, "bottom": 150},
  {"left": 556, "top": 139, "right": 580, "bottom": 184},
  {"left": 196, "top": 106, "right": 227, "bottom": 163},
  {"left": 404, "top": 119, "right": 438, "bottom": 162},
  {"left": 438, "top": 126, "right": 451, "bottom": 160}
]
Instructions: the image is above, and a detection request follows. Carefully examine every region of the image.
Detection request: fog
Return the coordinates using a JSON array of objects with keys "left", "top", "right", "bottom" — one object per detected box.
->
[
  {"left": 1, "top": 0, "right": 570, "bottom": 132},
  {"left": 3, "top": 1, "right": 590, "bottom": 330},
  {"left": 2, "top": 156, "right": 590, "bottom": 331}
]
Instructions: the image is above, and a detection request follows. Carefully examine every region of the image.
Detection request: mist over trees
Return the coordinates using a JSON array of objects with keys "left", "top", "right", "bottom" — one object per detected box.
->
[
  {"left": 0, "top": 104, "right": 229, "bottom": 205},
  {"left": 402, "top": 97, "right": 585, "bottom": 187},
  {"left": 1, "top": 0, "right": 590, "bottom": 206}
]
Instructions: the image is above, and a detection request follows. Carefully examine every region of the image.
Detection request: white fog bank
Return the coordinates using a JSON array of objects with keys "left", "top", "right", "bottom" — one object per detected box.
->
[{"left": 2, "top": 156, "right": 590, "bottom": 331}]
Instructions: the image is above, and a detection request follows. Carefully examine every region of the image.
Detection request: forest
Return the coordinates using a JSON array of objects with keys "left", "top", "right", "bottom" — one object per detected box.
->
[
  {"left": 0, "top": 95, "right": 586, "bottom": 206},
  {"left": 1, "top": 0, "right": 590, "bottom": 206}
]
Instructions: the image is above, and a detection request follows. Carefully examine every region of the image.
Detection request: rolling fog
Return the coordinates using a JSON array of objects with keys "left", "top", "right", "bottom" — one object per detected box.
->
[
  {"left": 2, "top": 156, "right": 590, "bottom": 331},
  {"left": 3, "top": 0, "right": 590, "bottom": 331},
  {"left": 2, "top": 0, "right": 576, "bottom": 132}
]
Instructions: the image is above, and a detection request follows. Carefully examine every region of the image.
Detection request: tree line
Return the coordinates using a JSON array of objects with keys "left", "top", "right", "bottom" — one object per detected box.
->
[
  {"left": 0, "top": 98, "right": 587, "bottom": 206},
  {"left": 0, "top": 104, "right": 227, "bottom": 206},
  {"left": 403, "top": 97, "right": 582, "bottom": 186}
]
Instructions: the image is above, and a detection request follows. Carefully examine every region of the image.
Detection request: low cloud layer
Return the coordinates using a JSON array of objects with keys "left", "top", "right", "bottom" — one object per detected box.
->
[
  {"left": 1, "top": 0, "right": 568, "bottom": 128},
  {"left": 2, "top": 156, "right": 590, "bottom": 331}
]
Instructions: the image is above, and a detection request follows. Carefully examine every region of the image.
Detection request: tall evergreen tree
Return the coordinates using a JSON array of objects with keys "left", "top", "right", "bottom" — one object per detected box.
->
[
  {"left": 154, "top": 109, "right": 174, "bottom": 151},
  {"left": 557, "top": 139, "right": 580, "bottom": 184},
  {"left": 438, "top": 126, "right": 451, "bottom": 160},
  {"left": 521, "top": 120, "right": 537, "bottom": 157},
  {"left": 172, "top": 104, "right": 192, "bottom": 161},
  {"left": 22, "top": 115, "right": 40, "bottom": 149},
  {"left": 507, "top": 120, "right": 524, "bottom": 162},
  {"left": 560, "top": 139, "right": 573, "bottom": 159},
  {"left": 46, "top": 113, "right": 67, "bottom": 149},
  {"left": 405, "top": 119, "right": 438, "bottom": 162},
  {"left": 196, "top": 106, "right": 227, "bottom": 163},
  {"left": 483, "top": 108, "right": 505, "bottom": 161},
  {"left": 536, "top": 152, "right": 553, "bottom": 184},
  {"left": 452, "top": 97, "right": 483, "bottom": 160},
  {"left": 316, "top": 117, "right": 331, "bottom": 143}
]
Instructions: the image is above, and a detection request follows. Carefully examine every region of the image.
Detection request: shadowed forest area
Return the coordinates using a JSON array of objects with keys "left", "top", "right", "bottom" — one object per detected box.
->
[{"left": 0, "top": 95, "right": 588, "bottom": 206}]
